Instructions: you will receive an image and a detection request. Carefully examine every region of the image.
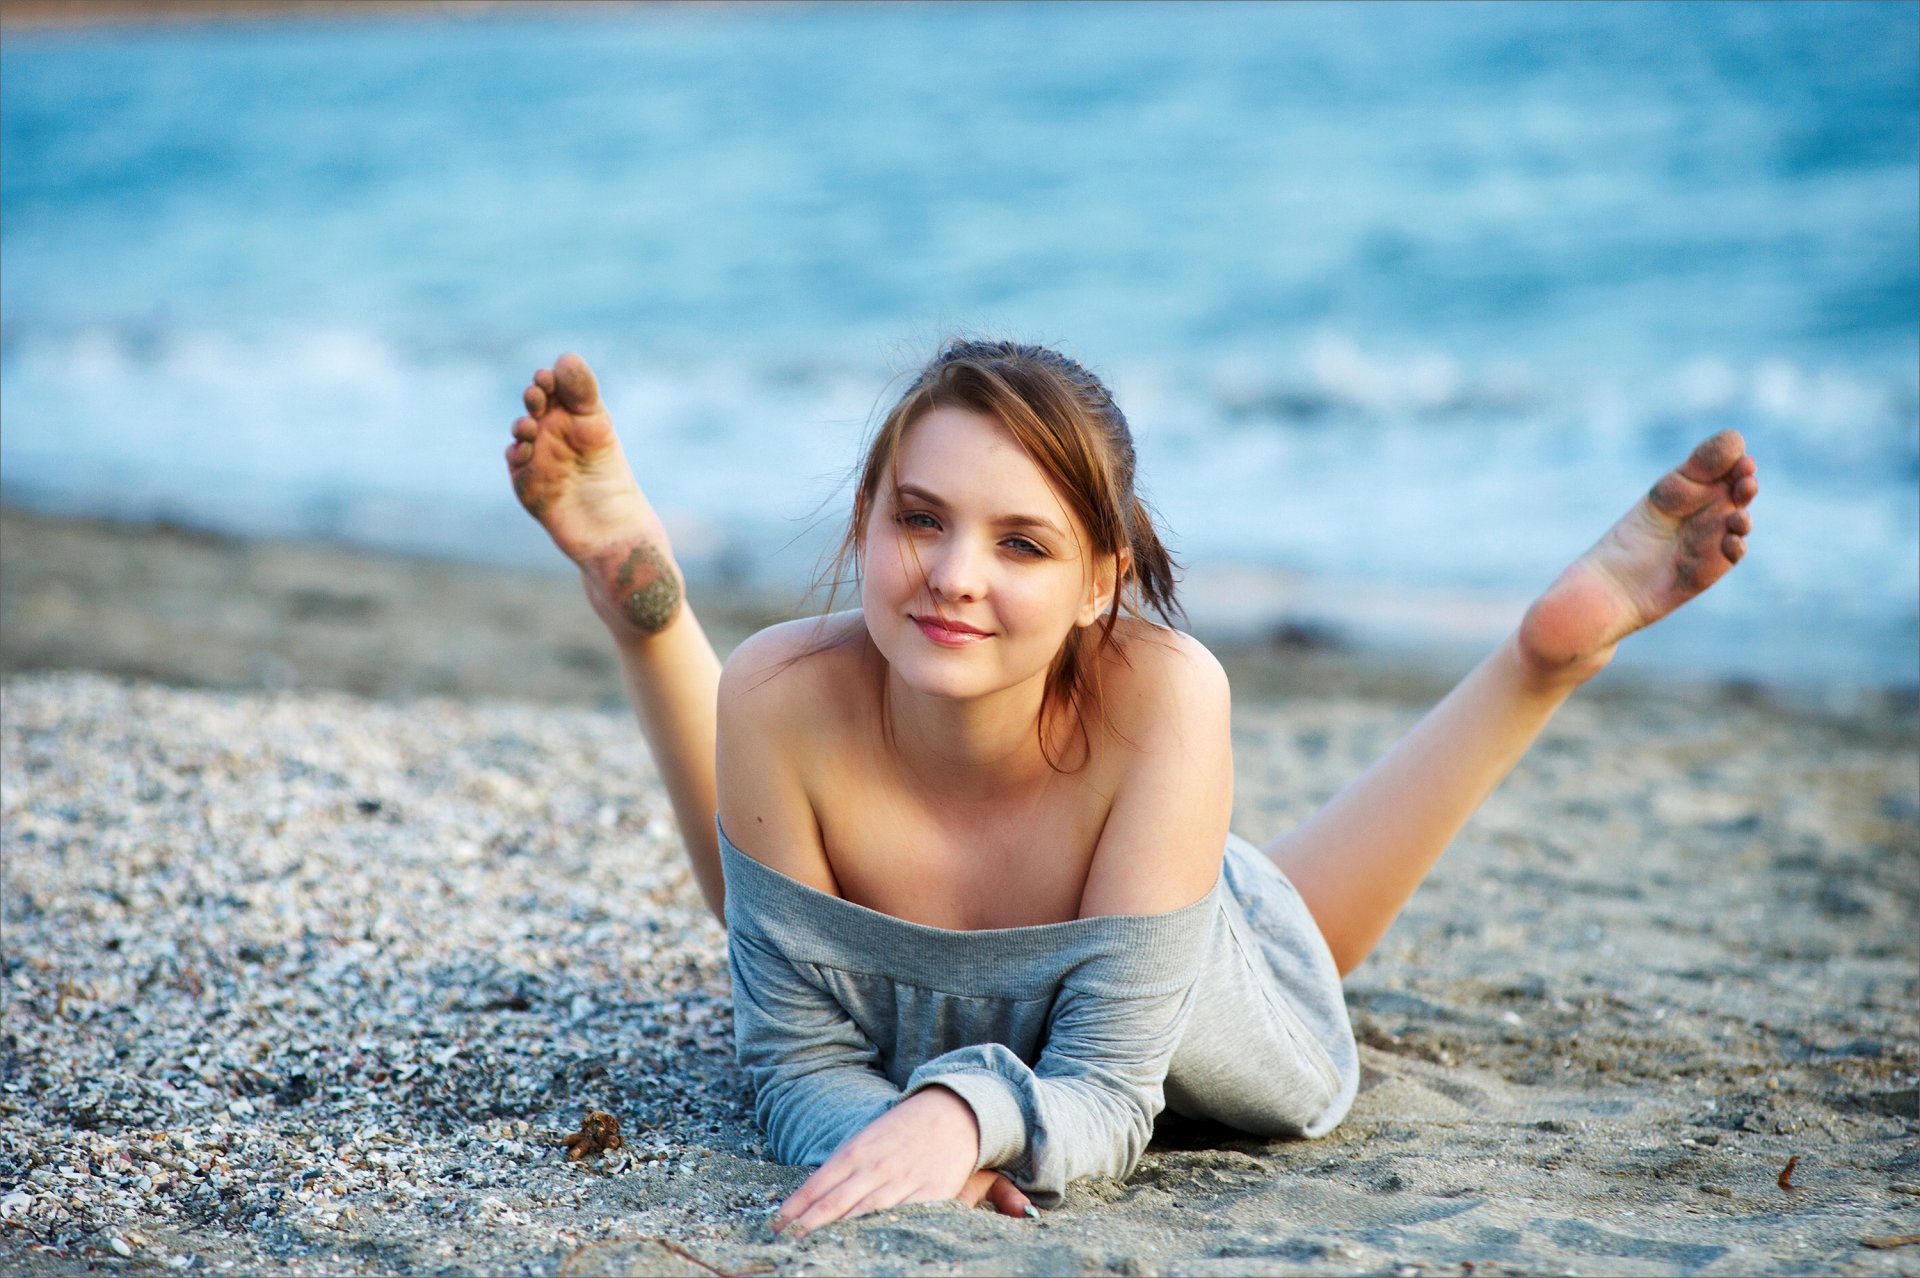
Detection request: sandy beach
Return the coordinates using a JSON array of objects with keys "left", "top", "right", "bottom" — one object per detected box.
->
[{"left": 2, "top": 509, "right": 1916, "bottom": 1276}]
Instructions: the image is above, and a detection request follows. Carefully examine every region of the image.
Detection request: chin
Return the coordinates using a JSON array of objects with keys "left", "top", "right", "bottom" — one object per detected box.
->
[
  {"left": 867, "top": 617, "right": 997, "bottom": 701},
  {"left": 885, "top": 647, "right": 993, "bottom": 701}
]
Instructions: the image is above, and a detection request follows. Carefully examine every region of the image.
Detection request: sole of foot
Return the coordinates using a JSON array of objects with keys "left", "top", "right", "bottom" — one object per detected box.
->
[
  {"left": 1518, "top": 428, "right": 1758, "bottom": 683},
  {"left": 505, "top": 353, "right": 685, "bottom": 639}
]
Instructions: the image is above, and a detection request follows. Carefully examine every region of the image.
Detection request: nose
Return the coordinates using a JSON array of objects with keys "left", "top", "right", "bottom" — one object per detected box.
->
[{"left": 925, "top": 535, "right": 987, "bottom": 603}]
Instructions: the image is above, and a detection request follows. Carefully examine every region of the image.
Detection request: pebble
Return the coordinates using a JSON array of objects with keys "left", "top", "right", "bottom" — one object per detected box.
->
[
  {"left": 1, "top": 674, "right": 735, "bottom": 1269},
  {"left": 5, "top": 669, "right": 1912, "bottom": 1274}
]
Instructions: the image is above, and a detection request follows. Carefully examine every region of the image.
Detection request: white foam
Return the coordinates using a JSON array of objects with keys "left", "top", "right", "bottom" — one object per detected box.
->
[{"left": 2, "top": 324, "right": 1913, "bottom": 683}]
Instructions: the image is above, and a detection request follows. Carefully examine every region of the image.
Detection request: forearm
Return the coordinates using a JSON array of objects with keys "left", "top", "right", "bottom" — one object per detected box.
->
[
  {"left": 1267, "top": 632, "right": 1582, "bottom": 974},
  {"left": 729, "top": 925, "right": 907, "bottom": 1165},
  {"left": 607, "top": 590, "right": 725, "bottom": 920}
]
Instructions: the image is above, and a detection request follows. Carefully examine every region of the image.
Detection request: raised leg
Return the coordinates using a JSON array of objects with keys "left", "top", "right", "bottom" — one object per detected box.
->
[
  {"left": 1268, "top": 430, "right": 1759, "bottom": 975},
  {"left": 507, "top": 354, "right": 727, "bottom": 921}
]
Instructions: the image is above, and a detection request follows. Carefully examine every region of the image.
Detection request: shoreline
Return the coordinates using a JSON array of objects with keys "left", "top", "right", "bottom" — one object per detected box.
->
[{"left": 3, "top": 505, "right": 1909, "bottom": 731}]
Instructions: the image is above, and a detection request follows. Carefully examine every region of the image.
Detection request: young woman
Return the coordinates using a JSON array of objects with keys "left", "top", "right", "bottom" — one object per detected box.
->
[{"left": 504, "top": 341, "right": 1757, "bottom": 1235}]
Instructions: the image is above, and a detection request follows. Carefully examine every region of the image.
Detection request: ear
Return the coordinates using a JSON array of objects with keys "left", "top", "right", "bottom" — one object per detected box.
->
[{"left": 1076, "top": 547, "right": 1128, "bottom": 628}]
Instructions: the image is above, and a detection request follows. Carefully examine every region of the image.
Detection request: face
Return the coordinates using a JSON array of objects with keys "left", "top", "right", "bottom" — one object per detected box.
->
[{"left": 860, "top": 406, "right": 1118, "bottom": 705}]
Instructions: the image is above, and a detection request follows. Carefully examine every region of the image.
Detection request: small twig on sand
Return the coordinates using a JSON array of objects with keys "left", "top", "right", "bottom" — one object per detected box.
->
[
  {"left": 556, "top": 1236, "right": 766, "bottom": 1278},
  {"left": 1862, "top": 1235, "right": 1920, "bottom": 1250},
  {"left": 1777, "top": 1155, "right": 1800, "bottom": 1192}
]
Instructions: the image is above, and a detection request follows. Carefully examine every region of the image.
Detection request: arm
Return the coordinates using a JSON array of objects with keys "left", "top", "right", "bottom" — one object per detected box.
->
[
  {"left": 731, "top": 858, "right": 1036, "bottom": 1228},
  {"left": 756, "top": 627, "right": 1228, "bottom": 1220},
  {"left": 717, "top": 624, "right": 1034, "bottom": 1224},
  {"left": 905, "top": 632, "right": 1231, "bottom": 1203},
  {"left": 899, "top": 891, "right": 1216, "bottom": 1206},
  {"left": 718, "top": 620, "right": 897, "bottom": 1159},
  {"left": 727, "top": 923, "right": 904, "bottom": 1166},
  {"left": 761, "top": 908, "right": 1211, "bottom": 1227},
  {"left": 1077, "top": 628, "right": 1233, "bottom": 917},
  {"left": 715, "top": 618, "right": 847, "bottom": 895}
]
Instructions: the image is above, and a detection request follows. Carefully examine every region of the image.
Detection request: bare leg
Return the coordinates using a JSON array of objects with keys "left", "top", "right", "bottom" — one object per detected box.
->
[
  {"left": 506, "top": 354, "right": 726, "bottom": 921},
  {"left": 1269, "top": 430, "right": 1759, "bottom": 975}
]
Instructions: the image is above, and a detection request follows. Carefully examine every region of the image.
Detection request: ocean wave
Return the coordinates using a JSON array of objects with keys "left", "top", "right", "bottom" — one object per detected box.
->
[{"left": 4, "top": 324, "right": 1913, "bottom": 620}]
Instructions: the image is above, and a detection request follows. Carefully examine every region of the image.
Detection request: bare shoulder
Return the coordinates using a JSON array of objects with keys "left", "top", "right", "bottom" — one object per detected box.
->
[
  {"left": 1077, "top": 619, "right": 1234, "bottom": 918},
  {"left": 1098, "top": 619, "right": 1231, "bottom": 745},
  {"left": 719, "top": 610, "right": 867, "bottom": 715},
  {"left": 716, "top": 611, "right": 866, "bottom": 890}
]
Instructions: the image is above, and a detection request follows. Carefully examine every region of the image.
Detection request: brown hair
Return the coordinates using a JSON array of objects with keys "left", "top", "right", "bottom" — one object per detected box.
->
[{"left": 820, "top": 338, "right": 1183, "bottom": 769}]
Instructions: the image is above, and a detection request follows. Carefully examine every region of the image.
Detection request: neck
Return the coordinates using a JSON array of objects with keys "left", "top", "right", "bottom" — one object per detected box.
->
[{"left": 879, "top": 661, "right": 1060, "bottom": 803}]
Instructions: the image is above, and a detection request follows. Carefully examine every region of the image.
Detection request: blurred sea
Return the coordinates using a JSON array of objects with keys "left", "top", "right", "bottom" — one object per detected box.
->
[{"left": 2, "top": 2, "right": 1915, "bottom": 686}]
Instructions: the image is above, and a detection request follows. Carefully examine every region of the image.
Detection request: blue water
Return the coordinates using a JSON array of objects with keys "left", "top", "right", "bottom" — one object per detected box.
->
[{"left": 3, "top": 2, "right": 1915, "bottom": 685}]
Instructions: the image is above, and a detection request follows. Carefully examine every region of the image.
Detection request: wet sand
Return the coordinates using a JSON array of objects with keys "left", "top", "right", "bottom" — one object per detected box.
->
[{"left": 2, "top": 508, "right": 1916, "bottom": 1276}]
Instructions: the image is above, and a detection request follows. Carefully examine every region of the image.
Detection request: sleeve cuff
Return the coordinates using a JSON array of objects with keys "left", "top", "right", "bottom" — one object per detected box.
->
[{"left": 903, "top": 1069, "right": 1027, "bottom": 1173}]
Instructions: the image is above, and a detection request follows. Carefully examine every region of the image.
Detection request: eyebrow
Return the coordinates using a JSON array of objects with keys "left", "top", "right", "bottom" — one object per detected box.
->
[{"left": 895, "top": 484, "right": 1070, "bottom": 540}]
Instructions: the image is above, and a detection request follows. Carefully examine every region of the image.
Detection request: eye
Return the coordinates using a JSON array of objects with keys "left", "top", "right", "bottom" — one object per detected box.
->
[
  {"left": 897, "top": 511, "right": 940, "bottom": 531},
  {"left": 1002, "top": 536, "right": 1047, "bottom": 558}
]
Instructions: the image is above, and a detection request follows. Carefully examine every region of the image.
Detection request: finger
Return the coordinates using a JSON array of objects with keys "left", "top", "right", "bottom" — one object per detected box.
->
[
  {"left": 957, "top": 1169, "right": 996, "bottom": 1208},
  {"left": 772, "top": 1168, "right": 835, "bottom": 1233},
  {"left": 775, "top": 1162, "right": 871, "bottom": 1236},
  {"left": 511, "top": 416, "right": 538, "bottom": 442},
  {"left": 834, "top": 1179, "right": 925, "bottom": 1227},
  {"left": 523, "top": 383, "right": 548, "bottom": 416},
  {"left": 787, "top": 1171, "right": 889, "bottom": 1239},
  {"left": 984, "top": 1173, "right": 1035, "bottom": 1219}
]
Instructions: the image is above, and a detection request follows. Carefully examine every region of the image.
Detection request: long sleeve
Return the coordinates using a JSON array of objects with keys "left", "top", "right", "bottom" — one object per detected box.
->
[
  {"left": 717, "top": 824, "right": 1225, "bottom": 1199},
  {"left": 898, "top": 924, "right": 1209, "bottom": 1207},
  {"left": 728, "top": 925, "right": 902, "bottom": 1167}
]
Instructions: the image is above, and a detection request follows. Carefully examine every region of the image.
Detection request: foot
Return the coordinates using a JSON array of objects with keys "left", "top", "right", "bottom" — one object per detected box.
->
[
  {"left": 506, "top": 353, "right": 684, "bottom": 638},
  {"left": 1517, "top": 429, "right": 1758, "bottom": 683}
]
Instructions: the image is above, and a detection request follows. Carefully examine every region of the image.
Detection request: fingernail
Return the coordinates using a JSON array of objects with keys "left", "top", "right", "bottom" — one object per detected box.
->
[{"left": 1023, "top": 1204, "right": 1039, "bottom": 1220}]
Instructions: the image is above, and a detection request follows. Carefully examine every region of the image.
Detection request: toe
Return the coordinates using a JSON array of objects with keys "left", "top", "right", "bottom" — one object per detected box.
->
[
  {"left": 534, "top": 367, "right": 556, "bottom": 393},
  {"left": 1727, "top": 509, "right": 1752, "bottom": 536},
  {"left": 553, "top": 352, "right": 603, "bottom": 414},
  {"left": 1723, "top": 533, "right": 1746, "bottom": 563},
  {"left": 1648, "top": 470, "right": 1702, "bottom": 519},
  {"left": 512, "top": 416, "right": 537, "bottom": 441},
  {"left": 524, "top": 384, "right": 547, "bottom": 416},
  {"left": 1680, "top": 429, "right": 1747, "bottom": 484},
  {"left": 1734, "top": 474, "right": 1759, "bottom": 505}
]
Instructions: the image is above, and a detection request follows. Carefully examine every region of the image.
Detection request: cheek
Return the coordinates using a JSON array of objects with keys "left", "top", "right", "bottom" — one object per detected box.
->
[
  {"left": 860, "top": 526, "right": 916, "bottom": 602},
  {"left": 1003, "top": 566, "right": 1090, "bottom": 635}
]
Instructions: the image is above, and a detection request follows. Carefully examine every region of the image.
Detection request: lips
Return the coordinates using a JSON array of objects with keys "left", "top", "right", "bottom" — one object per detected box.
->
[{"left": 913, "top": 615, "right": 991, "bottom": 647}]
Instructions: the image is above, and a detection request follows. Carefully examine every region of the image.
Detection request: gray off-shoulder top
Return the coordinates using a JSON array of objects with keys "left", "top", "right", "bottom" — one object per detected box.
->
[{"left": 720, "top": 823, "right": 1359, "bottom": 1206}]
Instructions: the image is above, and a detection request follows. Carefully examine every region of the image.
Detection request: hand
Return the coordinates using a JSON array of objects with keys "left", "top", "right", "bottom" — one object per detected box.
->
[{"left": 772, "top": 1087, "right": 1032, "bottom": 1237}]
